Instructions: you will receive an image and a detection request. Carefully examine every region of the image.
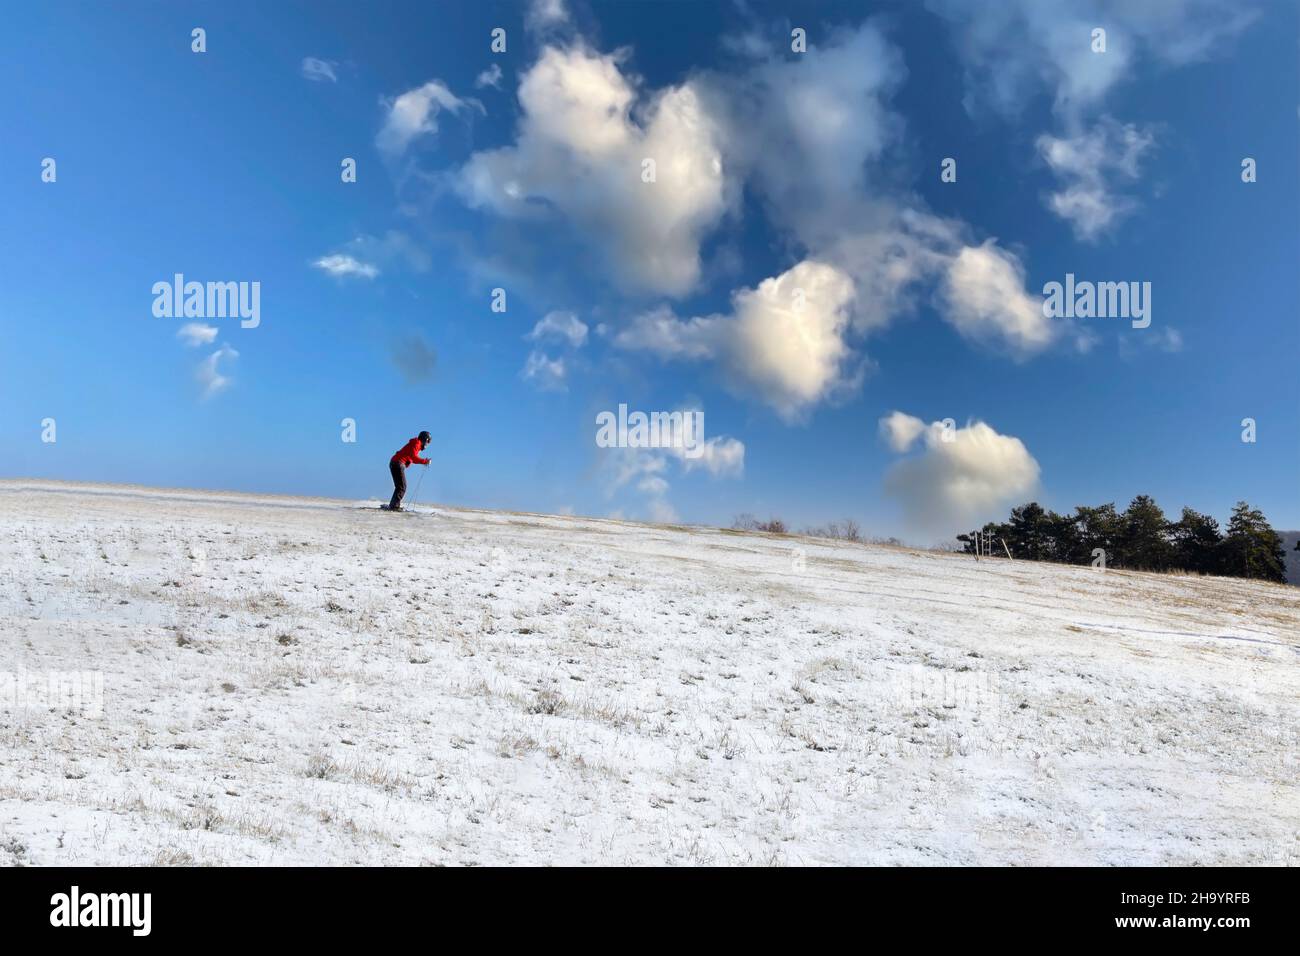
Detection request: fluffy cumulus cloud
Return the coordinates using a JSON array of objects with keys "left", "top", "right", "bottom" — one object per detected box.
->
[
  {"left": 879, "top": 410, "right": 927, "bottom": 453},
  {"left": 940, "top": 241, "right": 1058, "bottom": 357},
  {"left": 879, "top": 412, "right": 1041, "bottom": 535},
  {"left": 458, "top": 45, "right": 730, "bottom": 296},
  {"left": 614, "top": 260, "right": 860, "bottom": 422},
  {"left": 617, "top": 239, "right": 1057, "bottom": 419},
  {"left": 620, "top": 23, "right": 1050, "bottom": 413},
  {"left": 377, "top": 80, "right": 483, "bottom": 157},
  {"left": 411, "top": 17, "right": 1097, "bottom": 423},
  {"left": 718, "top": 261, "right": 861, "bottom": 420},
  {"left": 1036, "top": 118, "right": 1155, "bottom": 241}
]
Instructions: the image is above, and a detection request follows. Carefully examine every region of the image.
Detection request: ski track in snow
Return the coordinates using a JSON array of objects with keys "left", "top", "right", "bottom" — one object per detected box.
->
[{"left": 1, "top": 480, "right": 1297, "bottom": 866}]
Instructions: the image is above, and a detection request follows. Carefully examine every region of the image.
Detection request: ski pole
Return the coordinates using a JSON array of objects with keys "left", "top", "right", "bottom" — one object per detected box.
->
[{"left": 408, "top": 464, "right": 427, "bottom": 510}]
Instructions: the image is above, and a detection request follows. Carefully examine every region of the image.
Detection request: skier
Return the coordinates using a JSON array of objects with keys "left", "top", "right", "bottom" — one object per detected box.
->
[{"left": 387, "top": 431, "right": 431, "bottom": 511}]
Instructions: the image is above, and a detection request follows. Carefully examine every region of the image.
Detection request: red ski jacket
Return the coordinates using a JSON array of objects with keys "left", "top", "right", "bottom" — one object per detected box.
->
[{"left": 391, "top": 438, "right": 430, "bottom": 466}]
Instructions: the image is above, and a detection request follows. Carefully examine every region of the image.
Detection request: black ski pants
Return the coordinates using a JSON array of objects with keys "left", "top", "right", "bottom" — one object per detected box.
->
[{"left": 389, "top": 459, "right": 406, "bottom": 510}]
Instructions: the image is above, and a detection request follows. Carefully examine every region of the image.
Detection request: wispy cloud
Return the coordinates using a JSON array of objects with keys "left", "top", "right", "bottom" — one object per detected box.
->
[
  {"left": 196, "top": 345, "right": 238, "bottom": 399},
  {"left": 301, "top": 57, "right": 338, "bottom": 83},
  {"left": 312, "top": 254, "right": 379, "bottom": 279},
  {"left": 475, "top": 63, "right": 503, "bottom": 90},
  {"left": 521, "top": 350, "right": 568, "bottom": 391},
  {"left": 595, "top": 405, "right": 744, "bottom": 524},
  {"left": 177, "top": 322, "right": 218, "bottom": 347},
  {"left": 929, "top": 0, "right": 1255, "bottom": 235},
  {"left": 528, "top": 310, "right": 588, "bottom": 348},
  {"left": 377, "top": 80, "right": 483, "bottom": 158},
  {"left": 526, "top": 0, "right": 570, "bottom": 33},
  {"left": 1036, "top": 118, "right": 1155, "bottom": 241}
]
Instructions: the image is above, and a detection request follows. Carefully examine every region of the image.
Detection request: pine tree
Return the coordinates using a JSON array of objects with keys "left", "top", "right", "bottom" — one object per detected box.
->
[
  {"left": 957, "top": 520, "right": 1010, "bottom": 556},
  {"left": 1120, "top": 495, "right": 1174, "bottom": 571},
  {"left": 1071, "top": 503, "right": 1123, "bottom": 567},
  {"left": 1219, "top": 501, "right": 1287, "bottom": 583},
  {"left": 1006, "top": 502, "right": 1053, "bottom": 560},
  {"left": 1169, "top": 507, "right": 1222, "bottom": 575},
  {"left": 1044, "top": 509, "right": 1081, "bottom": 563}
]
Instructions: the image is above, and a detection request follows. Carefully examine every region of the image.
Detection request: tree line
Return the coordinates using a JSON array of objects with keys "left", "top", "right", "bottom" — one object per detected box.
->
[{"left": 957, "top": 497, "right": 1290, "bottom": 583}]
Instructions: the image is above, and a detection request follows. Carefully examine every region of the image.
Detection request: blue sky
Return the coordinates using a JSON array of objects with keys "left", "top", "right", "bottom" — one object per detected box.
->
[{"left": 2, "top": 0, "right": 1296, "bottom": 540}]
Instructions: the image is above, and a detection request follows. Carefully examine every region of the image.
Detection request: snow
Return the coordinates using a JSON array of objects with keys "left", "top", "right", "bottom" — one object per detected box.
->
[{"left": 1, "top": 479, "right": 1296, "bottom": 866}]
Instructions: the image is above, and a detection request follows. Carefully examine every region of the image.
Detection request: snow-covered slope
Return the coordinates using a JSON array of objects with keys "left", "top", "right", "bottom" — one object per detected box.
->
[{"left": 1, "top": 480, "right": 1296, "bottom": 866}]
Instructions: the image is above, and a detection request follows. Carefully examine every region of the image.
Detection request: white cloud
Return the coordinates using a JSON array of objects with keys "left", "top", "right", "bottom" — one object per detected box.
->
[
  {"left": 377, "top": 80, "right": 483, "bottom": 158},
  {"left": 927, "top": 0, "right": 1255, "bottom": 121},
  {"left": 301, "top": 57, "right": 338, "bottom": 83},
  {"left": 427, "top": 19, "right": 1066, "bottom": 420},
  {"left": 1119, "top": 325, "right": 1183, "bottom": 360},
  {"left": 689, "top": 26, "right": 1054, "bottom": 376},
  {"left": 614, "top": 260, "right": 861, "bottom": 422},
  {"left": 817, "top": 210, "right": 962, "bottom": 335},
  {"left": 528, "top": 310, "right": 588, "bottom": 347},
  {"left": 646, "top": 498, "right": 680, "bottom": 524},
  {"left": 940, "top": 241, "right": 1057, "bottom": 357},
  {"left": 880, "top": 414, "right": 1041, "bottom": 535},
  {"left": 311, "top": 232, "right": 429, "bottom": 281},
  {"left": 602, "top": 446, "right": 666, "bottom": 494},
  {"left": 526, "top": 0, "right": 570, "bottom": 32},
  {"left": 674, "top": 435, "right": 745, "bottom": 478},
  {"left": 458, "top": 45, "right": 730, "bottom": 296},
  {"left": 610, "top": 305, "right": 718, "bottom": 359},
  {"left": 313, "top": 254, "right": 379, "bottom": 279},
  {"left": 1150, "top": 326, "right": 1183, "bottom": 352},
  {"left": 722, "top": 262, "right": 860, "bottom": 420},
  {"left": 196, "top": 345, "right": 238, "bottom": 400},
  {"left": 596, "top": 404, "right": 744, "bottom": 523},
  {"left": 928, "top": 0, "right": 1254, "bottom": 233},
  {"left": 521, "top": 350, "right": 567, "bottom": 391},
  {"left": 637, "top": 475, "right": 669, "bottom": 497},
  {"left": 475, "top": 63, "right": 503, "bottom": 90},
  {"left": 704, "top": 23, "right": 906, "bottom": 248},
  {"left": 1037, "top": 119, "right": 1155, "bottom": 240},
  {"left": 879, "top": 410, "right": 926, "bottom": 453},
  {"left": 177, "top": 322, "right": 218, "bottom": 347}
]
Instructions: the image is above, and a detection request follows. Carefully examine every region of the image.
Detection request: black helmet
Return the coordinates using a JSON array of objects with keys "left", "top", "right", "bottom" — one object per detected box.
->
[{"left": 418, "top": 430, "right": 431, "bottom": 444}]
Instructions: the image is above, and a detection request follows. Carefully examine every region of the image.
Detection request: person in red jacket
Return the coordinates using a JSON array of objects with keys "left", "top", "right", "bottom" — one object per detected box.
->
[{"left": 387, "top": 430, "right": 431, "bottom": 511}]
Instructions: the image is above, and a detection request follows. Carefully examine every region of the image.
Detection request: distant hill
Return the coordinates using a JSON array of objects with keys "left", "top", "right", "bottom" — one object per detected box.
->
[{"left": 1282, "top": 531, "right": 1300, "bottom": 586}]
